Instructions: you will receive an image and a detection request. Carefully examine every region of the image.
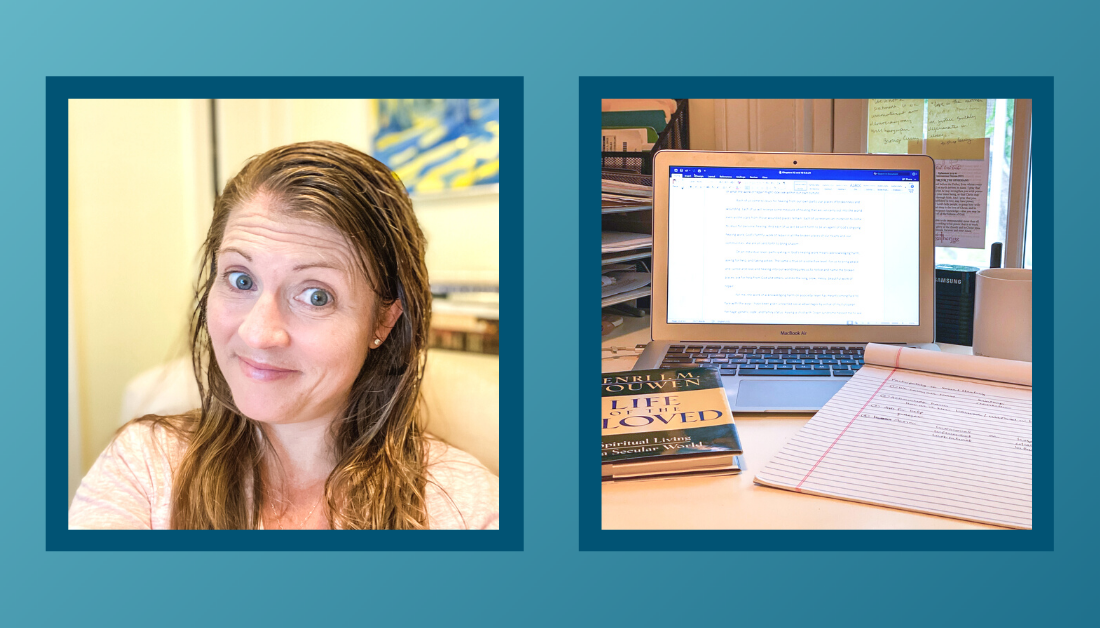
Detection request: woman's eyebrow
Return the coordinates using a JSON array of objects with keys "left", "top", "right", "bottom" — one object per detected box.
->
[
  {"left": 220, "top": 246, "right": 251, "bottom": 261},
  {"left": 292, "top": 261, "right": 348, "bottom": 273},
  {"left": 220, "top": 246, "right": 346, "bottom": 273}
]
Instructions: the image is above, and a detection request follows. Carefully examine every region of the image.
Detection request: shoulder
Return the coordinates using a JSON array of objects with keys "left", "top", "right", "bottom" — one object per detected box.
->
[
  {"left": 110, "top": 417, "right": 191, "bottom": 474},
  {"left": 423, "top": 436, "right": 499, "bottom": 530},
  {"left": 68, "top": 417, "right": 190, "bottom": 530}
]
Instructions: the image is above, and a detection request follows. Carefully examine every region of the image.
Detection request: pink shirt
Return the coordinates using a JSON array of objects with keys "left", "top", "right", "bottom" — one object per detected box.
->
[{"left": 69, "top": 422, "right": 499, "bottom": 530}]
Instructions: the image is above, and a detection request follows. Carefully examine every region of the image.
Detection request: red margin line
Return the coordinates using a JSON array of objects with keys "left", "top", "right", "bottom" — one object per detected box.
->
[{"left": 795, "top": 367, "right": 897, "bottom": 492}]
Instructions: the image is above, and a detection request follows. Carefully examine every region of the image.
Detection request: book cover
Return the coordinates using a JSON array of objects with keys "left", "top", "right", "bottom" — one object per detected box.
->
[
  {"left": 600, "top": 110, "right": 667, "bottom": 134},
  {"left": 601, "top": 99, "right": 678, "bottom": 121},
  {"left": 602, "top": 367, "right": 743, "bottom": 475}
]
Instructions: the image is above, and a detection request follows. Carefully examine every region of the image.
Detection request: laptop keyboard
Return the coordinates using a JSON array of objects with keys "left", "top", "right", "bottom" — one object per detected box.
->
[{"left": 659, "top": 345, "right": 865, "bottom": 377}]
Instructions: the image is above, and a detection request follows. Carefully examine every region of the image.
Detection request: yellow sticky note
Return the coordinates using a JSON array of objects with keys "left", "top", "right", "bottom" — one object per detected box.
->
[
  {"left": 867, "top": 99, "right": 924, "bottom": 154},
  {"left": 907, "top": 138, "right": 986, "bottom": 160},
  {"left": 927, "top": 99, "right": 987, "bottom": 139}
]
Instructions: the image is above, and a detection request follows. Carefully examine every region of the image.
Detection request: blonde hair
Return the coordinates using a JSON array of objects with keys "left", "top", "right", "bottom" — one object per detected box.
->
[{"left": 146, "top": 141, "right": 431, "bottom": 529}]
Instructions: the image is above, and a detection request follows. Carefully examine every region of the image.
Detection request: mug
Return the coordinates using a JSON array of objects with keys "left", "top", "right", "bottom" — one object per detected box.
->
[{"left": 972, "top": 268, "right": 1032, "bottom": 362}]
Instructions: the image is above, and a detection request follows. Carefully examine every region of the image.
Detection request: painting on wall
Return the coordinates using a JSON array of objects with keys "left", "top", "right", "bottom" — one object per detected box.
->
[{"left": 373, "top": 99, "right": 499, "bottom": 194}]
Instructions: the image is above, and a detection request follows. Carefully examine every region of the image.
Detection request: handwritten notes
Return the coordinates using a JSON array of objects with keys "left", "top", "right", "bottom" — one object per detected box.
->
[
  {"left": 928, "top": 99, "right": 988, "bottom": 140},
  {"left": 755, "top": 358, "right": 1032, "bottom": 529},
  {"left": 867, "top": 99, "right": 924, "bottom": 154},
  {"left": 866, "top": 99, "right": 992, "bottom": 248}
]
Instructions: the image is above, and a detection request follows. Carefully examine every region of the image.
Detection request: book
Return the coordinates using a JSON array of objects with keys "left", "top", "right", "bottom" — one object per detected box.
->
[
  {"left": 754, "top": 343, "right": 1032, "bottom": 529},
  {"left": 601, "top": 110, "right": 668, "bottom": 134},
  {"left": 602, "top": 367, "right": 744, "bottom": 481},
  {"left": 602, "top": 125, "right": 659, "bottom": 142},
  {"left": 601, "top": 127, "right": 656, "bottom": 152},
  {"left": 601, "top": 99, "right": 678, "bottom": 122}
]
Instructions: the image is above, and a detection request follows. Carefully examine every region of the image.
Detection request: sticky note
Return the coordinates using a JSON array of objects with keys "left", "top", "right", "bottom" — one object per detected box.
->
[
  {"left": 927, "top": 99, "right": 987, "bottom": 140},
  {"left": 867, "top": 99, "right": 924, "bottom": 154}
]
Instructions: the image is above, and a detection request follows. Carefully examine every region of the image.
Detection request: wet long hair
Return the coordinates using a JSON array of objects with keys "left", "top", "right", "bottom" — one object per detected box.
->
[{"left": 150, "top": 141, "right": 431, "bottom": 529}]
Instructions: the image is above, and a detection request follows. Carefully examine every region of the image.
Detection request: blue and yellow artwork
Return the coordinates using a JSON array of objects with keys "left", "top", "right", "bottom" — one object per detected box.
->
[{"left": 373, "top": 99, "right": 499, "bottom": 194}]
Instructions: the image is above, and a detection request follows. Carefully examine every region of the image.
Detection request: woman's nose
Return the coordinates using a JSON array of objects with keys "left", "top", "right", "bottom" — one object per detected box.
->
[{"left": 237, "top": 291, "right": 290, "bottom": 349}]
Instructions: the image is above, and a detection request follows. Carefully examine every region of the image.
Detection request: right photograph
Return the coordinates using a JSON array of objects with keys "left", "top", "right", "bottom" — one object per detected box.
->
[{"left": 598, "top": 95, "right": 1035, "bottom": 532}]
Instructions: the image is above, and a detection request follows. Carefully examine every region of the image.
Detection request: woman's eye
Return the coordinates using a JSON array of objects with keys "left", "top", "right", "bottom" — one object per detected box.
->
[
  {"left": 228, "top": 272, "right": 254, "bottom": 291},
  {"left": 301, "top": 288, "right": 332, "bottom": 307}
]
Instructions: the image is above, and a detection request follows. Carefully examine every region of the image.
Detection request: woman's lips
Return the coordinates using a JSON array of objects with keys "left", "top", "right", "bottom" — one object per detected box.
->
[{"left": 237, "top": 355, "right": 297, "bottom": 382}]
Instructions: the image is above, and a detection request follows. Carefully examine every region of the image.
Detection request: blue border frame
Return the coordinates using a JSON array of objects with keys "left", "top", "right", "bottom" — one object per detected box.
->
[
  {"left": 47, "top": 77, "right": 523, "bottom": 551},
  {"left": 580, "top": 77, "right": 1053, "bottom": 551}
]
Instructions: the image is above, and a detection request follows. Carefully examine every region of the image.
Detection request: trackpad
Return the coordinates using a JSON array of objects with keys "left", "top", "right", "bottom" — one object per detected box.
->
[{"left": 733, "top": 379, "right": 846, "bottom": 409}]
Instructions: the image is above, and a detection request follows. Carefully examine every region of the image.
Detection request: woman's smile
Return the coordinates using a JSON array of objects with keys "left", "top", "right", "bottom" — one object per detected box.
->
[{"left": 236, "top": 355, "right": 298, "bottom": 382}]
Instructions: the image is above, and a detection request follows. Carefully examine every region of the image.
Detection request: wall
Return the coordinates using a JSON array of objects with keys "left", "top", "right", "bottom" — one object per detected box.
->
[
  {"left": 688, "top": 99, "right": 851, "bottom": 153},
  {"left": 413, "top": 186, "right": 500, "bottom": 287},
  {"left": 68, "top": 99, "right": 213, "bottom": 498},
  {"left": 688, "top": 99, "right": 716, "bottom": 150},
  {"left": 215, "top": 99, "right": 376, "bottom": 191}
]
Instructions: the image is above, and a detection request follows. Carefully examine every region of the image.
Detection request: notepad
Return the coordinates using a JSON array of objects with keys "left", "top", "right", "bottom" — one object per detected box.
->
[{"left": 754, "top": 344, "right": 1032, "bottom": 529}]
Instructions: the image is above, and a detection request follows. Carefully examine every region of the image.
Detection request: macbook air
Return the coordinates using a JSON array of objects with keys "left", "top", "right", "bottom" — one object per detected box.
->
[{"left": 635, "top": 150, "right": 937, "bottom": 412}]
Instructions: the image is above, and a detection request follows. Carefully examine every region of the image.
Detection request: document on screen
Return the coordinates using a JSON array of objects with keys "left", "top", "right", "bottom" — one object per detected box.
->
[{"left": 667, "top": 173, "right": 920, "bottom": 326}]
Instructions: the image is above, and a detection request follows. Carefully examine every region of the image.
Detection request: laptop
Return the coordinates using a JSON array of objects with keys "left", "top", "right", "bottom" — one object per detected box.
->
[{"left": 635, "top": 150, "right": 937, "bottom": 412}]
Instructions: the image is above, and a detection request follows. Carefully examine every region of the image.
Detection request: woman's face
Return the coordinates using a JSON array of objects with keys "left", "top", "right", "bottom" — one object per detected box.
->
[{"left": 207, "top": 194, "right": 383, "bottom": 425}]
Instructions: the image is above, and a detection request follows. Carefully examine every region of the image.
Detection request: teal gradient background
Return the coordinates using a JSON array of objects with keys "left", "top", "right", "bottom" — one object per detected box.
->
[{"left": 5, "top": 0, "right": 1092, "bottom": 625}]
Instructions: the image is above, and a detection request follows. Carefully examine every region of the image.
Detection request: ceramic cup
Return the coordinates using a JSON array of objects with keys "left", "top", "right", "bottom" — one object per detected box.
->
[{"left": 972, "top": 268, "right": 1032, "bottom": 362}]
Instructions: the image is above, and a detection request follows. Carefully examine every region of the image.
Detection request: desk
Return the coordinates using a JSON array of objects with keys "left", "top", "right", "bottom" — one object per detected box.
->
[{"left": 601, "top": 315, "right": 995, "bottom": 530}]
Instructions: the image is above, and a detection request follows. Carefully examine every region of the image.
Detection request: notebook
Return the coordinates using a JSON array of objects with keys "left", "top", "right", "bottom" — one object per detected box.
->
[
  {"left": 754, "top": 344, "right": 1032, "bottom": 529},
  {"left": 635, "top": 151, "right": 937, "bottom": 412}
]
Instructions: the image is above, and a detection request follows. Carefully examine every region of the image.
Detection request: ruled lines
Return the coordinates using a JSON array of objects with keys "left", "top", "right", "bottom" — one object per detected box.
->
[{"left": 755, "top": 365, "right": 1032, "bottom": 529}]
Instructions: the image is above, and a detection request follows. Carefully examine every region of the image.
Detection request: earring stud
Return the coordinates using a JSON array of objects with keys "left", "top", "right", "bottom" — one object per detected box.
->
[{"left": 373, "top": 338, "right": 382, "bottom": 346}]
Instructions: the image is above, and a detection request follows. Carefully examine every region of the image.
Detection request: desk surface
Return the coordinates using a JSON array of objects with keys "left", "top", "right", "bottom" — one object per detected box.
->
[{"left": 601, "top": 315, "right": 994, "bottom": 530}]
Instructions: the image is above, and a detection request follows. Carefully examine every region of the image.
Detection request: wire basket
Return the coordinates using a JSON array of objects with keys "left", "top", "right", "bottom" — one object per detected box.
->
[{"left": 601, "top": 99, "right": 689, "bottom": 176}]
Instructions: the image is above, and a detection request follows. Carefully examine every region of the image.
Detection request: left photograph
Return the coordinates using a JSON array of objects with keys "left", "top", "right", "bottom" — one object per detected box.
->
[{"left": 53, "top": 82, "right": 519, "bottom": 548}]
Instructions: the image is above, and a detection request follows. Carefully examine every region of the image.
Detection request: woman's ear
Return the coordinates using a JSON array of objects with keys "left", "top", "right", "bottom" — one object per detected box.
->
[{"left": 373, "top": 300, "right": 404, "bottom": 344}]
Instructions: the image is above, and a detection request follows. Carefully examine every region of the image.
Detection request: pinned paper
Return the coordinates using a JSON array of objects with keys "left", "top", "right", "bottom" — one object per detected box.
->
[
  {"left": 928, "top": 99, "right": 987, "bottom": 139},
  {"left": 867, "top": 99, "right": 924, "bottom": 154},
  {"left": 909, "top": 138, "right": 991, "bottom": 248}
]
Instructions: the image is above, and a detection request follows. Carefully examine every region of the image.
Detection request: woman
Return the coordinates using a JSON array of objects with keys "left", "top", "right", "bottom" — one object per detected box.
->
[{"left": 70, "top": 141, "right": 499, "bottom": 530}]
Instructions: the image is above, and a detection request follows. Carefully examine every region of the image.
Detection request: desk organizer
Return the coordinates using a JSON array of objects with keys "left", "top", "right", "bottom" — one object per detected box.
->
[{"left": 601, "top": 99, "right": 689, "bottom": 176}]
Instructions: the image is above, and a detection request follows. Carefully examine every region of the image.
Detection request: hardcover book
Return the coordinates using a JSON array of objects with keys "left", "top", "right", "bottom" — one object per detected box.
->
[{"left": 602, "top": 367, "right": 743, "bottom": 481}]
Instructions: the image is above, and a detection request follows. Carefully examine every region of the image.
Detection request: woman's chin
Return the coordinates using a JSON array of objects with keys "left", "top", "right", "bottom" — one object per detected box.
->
[{"left": 230, "top": 395, "right": 287, "bottom": 424}]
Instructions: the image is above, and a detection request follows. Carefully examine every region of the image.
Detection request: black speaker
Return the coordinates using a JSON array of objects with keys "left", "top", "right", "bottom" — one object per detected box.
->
[{"left": 935, "top": 264, "right": 978, "bottom": 346}]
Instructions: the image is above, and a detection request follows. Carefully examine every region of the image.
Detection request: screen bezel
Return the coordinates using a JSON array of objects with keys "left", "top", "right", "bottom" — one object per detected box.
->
[{"left": 651, "top": 150, "right": 935, "bottom": 344}]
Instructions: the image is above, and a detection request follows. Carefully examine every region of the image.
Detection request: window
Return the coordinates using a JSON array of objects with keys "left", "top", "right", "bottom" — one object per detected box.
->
[
  {"left": 866, "top": 99, "right": 1031, "bottom": 269},
  {"left": 1024, "top": 162, "right": 1032, "bottom": 269}
]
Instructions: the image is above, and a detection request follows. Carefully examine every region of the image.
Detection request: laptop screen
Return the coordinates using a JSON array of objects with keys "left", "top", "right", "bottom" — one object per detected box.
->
[{"left": 666, "top": 166, "right": 921, "bottom": 326}]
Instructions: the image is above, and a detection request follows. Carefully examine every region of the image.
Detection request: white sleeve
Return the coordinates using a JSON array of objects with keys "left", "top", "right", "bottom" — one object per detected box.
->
[
  {"left": 425, "top": 440, "right": 500, "bottom": 530},
  {"left": 68, "top": 423, "right": 166, "bottom": 530}
]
